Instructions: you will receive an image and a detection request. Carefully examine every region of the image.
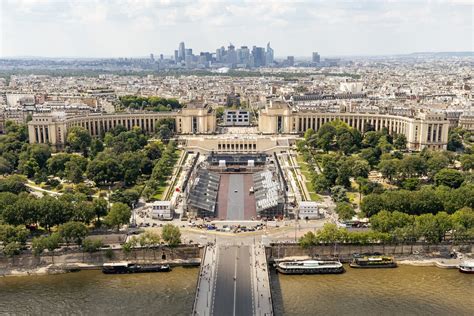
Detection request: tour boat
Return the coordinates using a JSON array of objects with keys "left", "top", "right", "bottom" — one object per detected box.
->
[
  {"left": 350, "top": 255, "right": 397, "bottom": 269},
  {"left": 276, "top": 260, "right": 344, "bottom": 274},
  {"left": 458, "top": 260, "right": 474, "bottom": 274},
  {"left": 102, "top": 262, "right": 171, "bottom": 274}
]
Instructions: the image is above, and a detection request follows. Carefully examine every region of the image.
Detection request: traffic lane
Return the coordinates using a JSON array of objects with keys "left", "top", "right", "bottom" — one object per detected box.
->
[
  {"left": 213, "top": 246, "right": 235, "bottom": 316},
  {"left": 236, "top": 246, "right": 252, "bottom": 316}
]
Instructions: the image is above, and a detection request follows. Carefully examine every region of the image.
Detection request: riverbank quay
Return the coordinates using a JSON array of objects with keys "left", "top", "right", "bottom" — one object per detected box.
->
[
  {"left": 0, "top": 245, "right": 203, "bottom": 277},
  {"left": 266, "top": 242, "right": 473, "bottom": 266}
]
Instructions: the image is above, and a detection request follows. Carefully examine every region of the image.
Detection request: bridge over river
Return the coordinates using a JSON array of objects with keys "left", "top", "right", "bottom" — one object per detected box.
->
[{"left": 193, "top": 244, "right": 273, "bottom": 316}]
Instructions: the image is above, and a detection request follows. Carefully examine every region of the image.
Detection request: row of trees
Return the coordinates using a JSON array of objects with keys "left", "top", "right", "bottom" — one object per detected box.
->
[
  {"left": 143, "top": 141, "right": 178, "bottom": 199},
  {"left": 122, "top": 224, "right": 182, "bottom": 258},
  {"left": 299, "top": 223, "right": 391, "bottom": 248},
  {"left": 300, "top": 208, "right": 474, "bottom": 248},
  {"left": 361, "top": 184, "right": 474, "bottom": 217},
  {"left": 370, "top": 208, "right": 473, "bottom": 243},
  {"left": 119, "top": 96, "right": 181, "bottom": 112}
]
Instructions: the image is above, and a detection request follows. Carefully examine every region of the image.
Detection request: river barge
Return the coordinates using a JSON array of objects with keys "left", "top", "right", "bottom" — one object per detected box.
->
[
  {"left": 102, "top": 262, "right": 171, "bottom": 274},
  {"left": 350, "top": 255, "right": 397, "bottom": 269},
  {"left": 458, "top": 260, "right": 474, "bottom": 274},
  {"left": 276, "top": 260, "right": 344, "bottom": 274}
]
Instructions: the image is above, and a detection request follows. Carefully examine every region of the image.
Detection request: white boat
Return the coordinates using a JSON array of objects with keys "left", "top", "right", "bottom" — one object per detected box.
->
[
  {"left": 276, "top": 260, "right": 344, "bottom": 274},
  {"left": 458, "top": 260, "right": 474, "bottom": 274}
]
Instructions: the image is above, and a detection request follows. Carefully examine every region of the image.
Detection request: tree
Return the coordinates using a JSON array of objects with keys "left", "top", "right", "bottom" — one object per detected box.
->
[
  {"left": 110, "top": 189, "right": 140, "bottom": 208},
  {"left": 322, "top": 157, "right": 338, "bottom": 185},
  {"left": 398, "top": 155, "right": 427, "bottom": 178},
  {"left": 299, "top": 231, "right": 317, "bottom": 248},
  {"left": 158, "top": 124, "right": 172, "bottom": 142},
  {"left": 28, "top": 144, "right": 52, "bottom": 169},
  {"left": 330, "top": 185, "right": 348, "bottom": 203},
  {"left": 105, "top": 202, "right": 131, "bottom": 231},
  {"left": 351, "top": 158, "right": 370, "bottom": 179},
  {"left": 378, "top": 159, "right": 399, "bottom": 182},
  {"left": 67, "top": 126, "right": 92, "bottom": 155},
  {"left": 37, "top": 195, "right": 72, "bottom": 231},
  {"left": 0, "top": 224, "right": 29, "bottom": 244},
  {"left": 312, "top": 174, "right": 331, "bottom": 193},
  {"left": 447, "top": 131, "right": 463, "bottom": 152},
  {"left": 93, "top": 198, "right": 108, "bottom": 224},
  {"left": 0, "top": 175, "right": 27, "bottom": 194},
  {"left": 315, "top": 223, "right": 344, "bottom": 244},
  {"left": 162, "top": 224, "right": 181, "bottom": 246},
  {"left": 145, "top": 142, "right": 163, "bottom": 161},
  {"left": 336, "top": 160, "right": 351, "bottom": 188},
  {"left": 393, "top": 134, "right": 407, "bottom": 150},
  {"left": 362, "top": 131, "right": 382, "bottom": 148},
  {"left": 426, "top": 153, "right": 450, "bottom": 179},
  {"left": 434, "top": 169, "right": 464, "bottom": 188},
  {"left": 361, "top": 194, "right": 385, "bottom": 217},
  {"left": 359, "top": 148, "right": 381, "bottom": 167},
  {"left": 3, "top": 241, "right": 21, "bottom": 258},
  {"left": 335, "top": 202, "right": 355, "bottom": 221},
  {"left": 44, "top": 232, "right": 62, "bottom": 263},
  {"left": 89, "top": 138, "right": 104, "bottom": 158},
  {"left": 2, "top": 193, "right": 38, "bottom": 227},
  {"left": 18, "top": 158, "right": 40, "bottom": 178},
  {"left": 82, "top": 239, "right": 103, "bottom": 253},
  {"left": 0, "top": 157, "right": 13, "bottom": 174},
  {"left": 58, "top": 221, "right": 89, "bottom": 245},
  {"left": 64, "top": 160, "right": 84, "bottom": 183},
  {"left": 316, "top": 123, "right": 336, "bottom": 152},
  {"left": 0, "top": 192, "right": 19, "bottom": 216},
  {"left": 32, "top": 236, "right": 47, "bottom": 256},
  {"left": 460, "top": 154, "right": 474, "bottom": 171},
  {"left": 47, "top": 153, "right": 72, "bottom": 177},
  {"left": 415, "top": 213, "right": 450, "bottom": 243}
]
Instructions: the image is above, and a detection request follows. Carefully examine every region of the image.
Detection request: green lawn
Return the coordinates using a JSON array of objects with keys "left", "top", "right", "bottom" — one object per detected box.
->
[
  {"left": 152, "top": 184, "right": 166, "bottom": 200},
  {"left": 295, "top": 153, "right": 322, "bottom": 202}
]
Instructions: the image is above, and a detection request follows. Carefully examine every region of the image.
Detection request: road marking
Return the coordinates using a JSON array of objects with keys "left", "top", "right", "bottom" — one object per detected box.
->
[{"left": 233, "top": 247, "right": 238, "bottom": 316}]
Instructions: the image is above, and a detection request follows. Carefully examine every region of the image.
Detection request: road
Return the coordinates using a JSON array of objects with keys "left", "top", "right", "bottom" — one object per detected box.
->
[{"left": 213, "top": 245, "right": 253, "bottom": 316}]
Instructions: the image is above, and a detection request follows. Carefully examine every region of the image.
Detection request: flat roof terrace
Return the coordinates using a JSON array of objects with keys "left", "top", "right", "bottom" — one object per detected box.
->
[{"left": 216, "top": 173, "right": 256, "bottom": 220}]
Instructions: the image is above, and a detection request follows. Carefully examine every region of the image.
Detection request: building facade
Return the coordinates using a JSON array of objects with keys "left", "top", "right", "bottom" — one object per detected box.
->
[
  {"left": 258, "top": 101, "right": 450, "bottom": 150},
  {"left": 28, "top": 106, "right": 216, "bottom": 147}
]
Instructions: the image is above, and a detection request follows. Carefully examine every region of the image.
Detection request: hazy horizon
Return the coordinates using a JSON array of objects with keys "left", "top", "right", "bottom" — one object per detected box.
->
[{"left": 1, "top": 0, "right": 473, "bottom": 58}]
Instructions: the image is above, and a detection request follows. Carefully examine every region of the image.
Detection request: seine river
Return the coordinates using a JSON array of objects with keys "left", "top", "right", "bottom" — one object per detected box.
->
[{"left": 0, "top": 266, "right": 472, "bottom": 315}]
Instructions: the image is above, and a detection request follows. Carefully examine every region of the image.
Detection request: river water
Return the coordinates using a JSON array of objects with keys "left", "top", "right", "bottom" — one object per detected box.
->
[{"left": 0, "top": 266, "right": 472, "bottom": 315}]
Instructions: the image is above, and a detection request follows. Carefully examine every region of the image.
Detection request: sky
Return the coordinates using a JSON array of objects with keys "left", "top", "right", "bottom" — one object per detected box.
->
[{"left": 0, "top": 0, "right": 473, "bottom": 58}]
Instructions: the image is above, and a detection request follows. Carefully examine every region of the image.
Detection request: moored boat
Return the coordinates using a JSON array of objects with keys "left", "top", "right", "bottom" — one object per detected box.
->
[
  {"left": 102, "top": 262, "right": 171, "bottom": 274},
  {"left": 458, "top": 260, "right": 474, "bottom": 274},
  {"left": 350, "top": 255, "right": 397, "bottom": 269},
  {"left": 276, "top": 260, "right": 344, "bottom": 274}
]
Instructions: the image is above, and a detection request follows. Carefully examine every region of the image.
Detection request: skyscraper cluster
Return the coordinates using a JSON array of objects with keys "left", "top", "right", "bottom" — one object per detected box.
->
[{"left": 173, "top": 42, "right": 275, "bottom": 68}]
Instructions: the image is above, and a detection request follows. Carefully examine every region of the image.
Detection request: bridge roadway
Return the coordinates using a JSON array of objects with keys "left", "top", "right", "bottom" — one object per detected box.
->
[{"left": 193, "top": 244, "right": 273, "bottom": 316}]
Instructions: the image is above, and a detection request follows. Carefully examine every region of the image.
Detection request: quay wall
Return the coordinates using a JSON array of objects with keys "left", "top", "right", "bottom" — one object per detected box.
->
[
  {"left": 0, "top": 245, "right": 203, "bottom": 271},
  {"left": 266, "top": 243, "right": 473, "bottom": 262}
]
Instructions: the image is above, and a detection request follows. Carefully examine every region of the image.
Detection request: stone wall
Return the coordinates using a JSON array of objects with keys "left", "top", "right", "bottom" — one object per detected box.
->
[
  {"left": 266, "top": 243, "right": 473, "bottom": 262},
  {"left": 0, "top": 245, "right": 203, "bottom": 270}
]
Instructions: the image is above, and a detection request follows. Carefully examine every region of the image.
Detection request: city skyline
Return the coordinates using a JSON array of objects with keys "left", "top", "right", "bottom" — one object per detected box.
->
[{"left": 1, "top": 0, "right": 473, "bottom": 58}]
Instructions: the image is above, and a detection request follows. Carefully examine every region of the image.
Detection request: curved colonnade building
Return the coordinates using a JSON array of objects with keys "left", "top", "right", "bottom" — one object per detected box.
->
[
  {"left": 28, "top": 100, "right": 450, "bottom": 151},
  {"left": 28, "top": 105, "right": 216, "bottom": 147},
  {"left": 258, "top": 101, "right": 449, "bottom": 151}
]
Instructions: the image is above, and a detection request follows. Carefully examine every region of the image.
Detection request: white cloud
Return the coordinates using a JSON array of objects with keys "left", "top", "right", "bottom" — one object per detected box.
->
[{"left": 1, "top": 0, "right": 472, "bottom": 57}]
